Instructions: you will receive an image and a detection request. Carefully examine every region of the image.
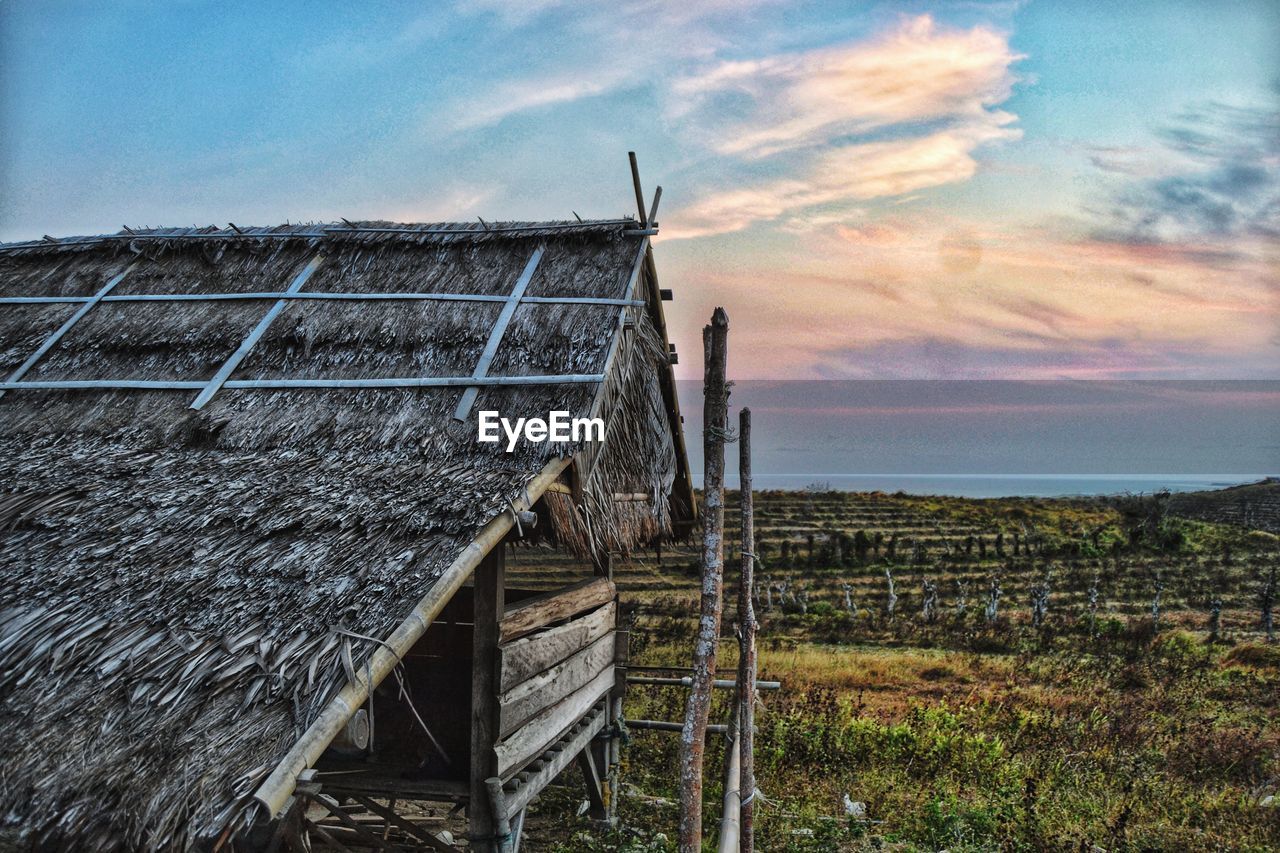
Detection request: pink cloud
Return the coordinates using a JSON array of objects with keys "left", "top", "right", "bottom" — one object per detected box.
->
[
  {"left": 662, "top": 15, "right": 1024, "bottom": 239},
  {"left": 661, "top": 210, "right": 1279, "bottom": 379},
  {"left": 664, "top": 121, "right": 1020, "bottom": 239},
  {"left": 671, "top": 15, "right": 1023, "bottom": 159}
]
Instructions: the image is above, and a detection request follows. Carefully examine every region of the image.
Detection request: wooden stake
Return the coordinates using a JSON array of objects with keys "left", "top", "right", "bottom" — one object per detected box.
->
[
  {"left": 737, "top": 408, "right": 757, "bottom": 851},
  {"left": 678, "top": 308, "right": 730, "bottom": 851}
]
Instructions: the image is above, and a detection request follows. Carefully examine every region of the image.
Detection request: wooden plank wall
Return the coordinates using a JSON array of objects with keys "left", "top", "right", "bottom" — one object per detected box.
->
[
  {"left": 499, "top": 577, "right": 615, "bottom": 643},
  {"left": 493, "top": 578, "right": 617, "bottom": 780}
]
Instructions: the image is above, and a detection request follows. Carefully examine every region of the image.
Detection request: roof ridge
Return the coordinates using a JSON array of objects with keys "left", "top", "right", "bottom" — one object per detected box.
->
[{"left": 0, "top": 219, "right": 651, "bottom": 253}]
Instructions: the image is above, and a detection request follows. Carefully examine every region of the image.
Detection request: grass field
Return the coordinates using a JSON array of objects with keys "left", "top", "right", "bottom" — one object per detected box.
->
[{"left": 510, "top": 486, "right": 1280, "bottom": 851}]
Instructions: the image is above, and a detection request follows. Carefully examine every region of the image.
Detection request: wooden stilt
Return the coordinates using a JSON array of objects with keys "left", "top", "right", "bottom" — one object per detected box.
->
[
  {"left": 471, "top": 549, "right": 505, "bottom": 850},
  {"left": 485, "top": 777, "right": 515, "bottom": 853}
]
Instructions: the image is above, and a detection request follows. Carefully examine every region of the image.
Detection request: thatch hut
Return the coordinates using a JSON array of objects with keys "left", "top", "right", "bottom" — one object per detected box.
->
[{"left": 0, "top": 218, "right": 693, "bottom": 851}]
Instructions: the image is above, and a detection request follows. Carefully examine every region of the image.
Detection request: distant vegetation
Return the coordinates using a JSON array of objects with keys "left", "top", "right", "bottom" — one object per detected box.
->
[{"left": 510, "top": 484, "right": 1279, "bottom": 851}]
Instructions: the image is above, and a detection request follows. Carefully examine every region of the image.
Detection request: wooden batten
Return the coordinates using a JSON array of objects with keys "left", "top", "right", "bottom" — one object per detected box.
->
[
  {"left": 494, "top": 665, "right": 615, "bottom": 779},
  {"left": 499, "top": 600, "right": 616, "bottom": 692},
  {"left": 499, "top": 576, "right": 615, "bottom": 644},
  {"left": 498, "top": 632, "right": 615, "bottom": 738}
]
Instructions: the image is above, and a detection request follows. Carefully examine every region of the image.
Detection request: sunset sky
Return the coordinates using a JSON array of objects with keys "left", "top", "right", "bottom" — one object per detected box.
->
[{"left": 2, "top": 1, "right": 1276, "bottom": 379}]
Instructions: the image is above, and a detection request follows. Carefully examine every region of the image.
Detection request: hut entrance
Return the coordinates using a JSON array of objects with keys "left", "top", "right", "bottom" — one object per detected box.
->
[{"left": 313, "top": 584, "right": 545, "bottom": 794}]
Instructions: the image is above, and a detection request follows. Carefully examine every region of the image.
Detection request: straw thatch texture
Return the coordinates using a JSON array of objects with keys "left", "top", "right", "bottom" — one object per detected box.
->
[{"left": 0, "top": 221, "right": 685, "bottom": 851}]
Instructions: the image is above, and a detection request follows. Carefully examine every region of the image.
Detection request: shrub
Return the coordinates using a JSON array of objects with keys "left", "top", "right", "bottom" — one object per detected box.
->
[
  {"left": 808, "top": 600, "right": 835, "bottom": 618},
  {"left": 1224, "top": 641, "right": 1280, "bottom": 670},
  {"left": 900, "top": 795, "right": 1002, "bottom": 850},
  {"left": 1152, "top": 629, "right": 1212, "bottom": 673}
]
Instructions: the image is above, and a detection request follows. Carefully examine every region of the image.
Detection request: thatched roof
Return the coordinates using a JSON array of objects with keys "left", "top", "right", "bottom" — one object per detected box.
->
[{"left": 0, "top": 220, "right": 692, "bottom": 851}]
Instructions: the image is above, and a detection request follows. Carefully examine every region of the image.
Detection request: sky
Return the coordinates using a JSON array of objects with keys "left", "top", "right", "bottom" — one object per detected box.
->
[{"left": 1, "top": 0, "right": 1277, "bottom": 380}]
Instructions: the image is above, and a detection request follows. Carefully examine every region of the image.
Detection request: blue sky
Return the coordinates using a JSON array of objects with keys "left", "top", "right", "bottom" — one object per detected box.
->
[{"left": 2, "top": 1, "right": 1277, "bottom": 378}]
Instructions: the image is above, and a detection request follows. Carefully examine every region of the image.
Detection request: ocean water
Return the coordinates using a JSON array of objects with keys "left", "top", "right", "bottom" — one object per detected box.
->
[
  {"left": 675, "top": 380, "right": 1279, "bottom": 497},
  {"left": 747, "top": 474, "right": 1266, "bottom": 499}
]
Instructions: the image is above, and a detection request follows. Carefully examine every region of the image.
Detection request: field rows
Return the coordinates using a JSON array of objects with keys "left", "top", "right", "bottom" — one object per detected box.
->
[{"left": 511, "top": 488, "right": 1278, "bottom": 631}]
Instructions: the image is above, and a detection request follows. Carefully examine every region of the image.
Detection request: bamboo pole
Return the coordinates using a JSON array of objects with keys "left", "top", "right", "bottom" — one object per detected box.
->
[
  {"left": 626, "top": 676, "right": 779, "bottom": 690},
  {"left": 717, "top": 711, "right": 742, "bottom": 853},
  {"left": 737, "top": 407, "right": 757, "bottom": 851},
  {"left": 626, "top": 719, "right": 729, "bottom": 734},
  {"left": 678, "top": 307, "right": 730, "bottom": 851}
]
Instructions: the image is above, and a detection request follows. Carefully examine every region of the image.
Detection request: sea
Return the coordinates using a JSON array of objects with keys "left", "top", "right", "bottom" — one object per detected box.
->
[{"left": 674, "top": 380, "right": 1279, "bottom": 498}]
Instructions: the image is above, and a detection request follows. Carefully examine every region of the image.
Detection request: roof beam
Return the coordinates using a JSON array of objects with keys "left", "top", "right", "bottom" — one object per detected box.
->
[
  {"left": 189, "top": 254, "right": 324, "bottom": 410},
  {"left": 0, "top": 293, "right": 647, "bottom": 307},
  {"left": 0, "top": 380, "right": 205, "bottom": 391},
  {"left": 0, "top": 263, "right": 135, "bottom": 401},
  {"left": 452, "top": 244, "right": 546, "bottom": 422},
  {"left": 0, "top": 374, "right": 604, "bottom": 393}
]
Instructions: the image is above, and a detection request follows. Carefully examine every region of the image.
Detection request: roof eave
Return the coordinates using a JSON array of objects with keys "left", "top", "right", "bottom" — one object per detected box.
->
[{"left": 249, "top": 455, "right": 572, "bottom": 822}]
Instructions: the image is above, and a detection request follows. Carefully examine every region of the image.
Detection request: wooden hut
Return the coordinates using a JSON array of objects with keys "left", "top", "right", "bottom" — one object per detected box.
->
[{"left": 0, "top": 218, "right": 693, "bottom": 851}]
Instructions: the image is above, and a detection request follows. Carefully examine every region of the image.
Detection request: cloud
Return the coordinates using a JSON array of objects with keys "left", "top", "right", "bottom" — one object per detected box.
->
[
  {"left": 460, "top": 0, "right": 767, "bottom": 31},
  {"left": 1085, "top": 145, "right": 1161, "bottom": 177},
  {"left": 670, "top": 14, "right": 1022, "bottom": 159},
  {"left": 664, "top": 119, "right": 1020, "bottom": 239},
  {"left": 660, "top": 207, "right": 1278, "bottom": 379},
  {"left": 662, "top": 15, "right": 1023, "bottom": 239},
  {"left": 441, "top": 1, "right": 775, "bottom": 132},
  {"left": 448, "top": 72, "right": 630, "bottom": 132},
  {"left": 1093, "top": 99, "right": 1280, "bottom": 243},
  {"left": 458, "top": 0, "right": 570, "bottom": 28},
  {"left": 297, "top": 13, "right": 448, "bottom": 72},
  {"left": 803, "top": 336, "right": 1263, "bottom": 380}
]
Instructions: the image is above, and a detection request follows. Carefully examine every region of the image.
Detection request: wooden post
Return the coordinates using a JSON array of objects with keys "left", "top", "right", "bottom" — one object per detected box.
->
[
  {"left": 737, "top": 407, "right": 757, "bottom": 852},
  {"left": 471, "top": 548, "right": 505, "bottom": 850},
  {"left": 678, "top": 307, "right": 730, "bottom": 851}
]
